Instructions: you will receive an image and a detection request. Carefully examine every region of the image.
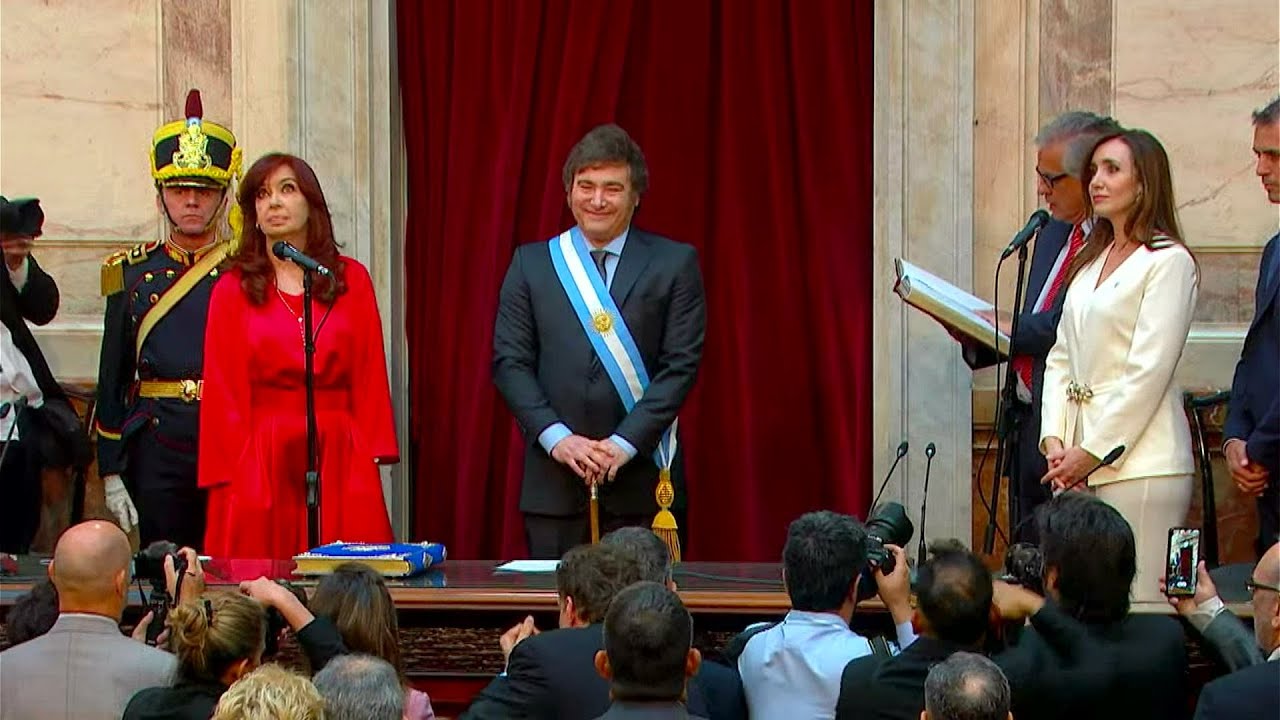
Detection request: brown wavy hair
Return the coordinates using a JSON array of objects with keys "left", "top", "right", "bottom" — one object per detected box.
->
[
  {"left": 1063, "top": 129, "right": 1193, "bottom": 287},
  {"left": 234, "top": 153, "right": 346, "bottom": 304}
]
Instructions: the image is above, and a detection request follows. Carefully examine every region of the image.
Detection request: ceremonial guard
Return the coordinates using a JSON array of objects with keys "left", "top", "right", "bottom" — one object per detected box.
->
[{"left": 94, "top": 90, "right": 241, "bottom": 549}]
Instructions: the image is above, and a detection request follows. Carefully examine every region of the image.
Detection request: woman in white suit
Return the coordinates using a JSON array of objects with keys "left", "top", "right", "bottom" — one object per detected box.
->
[{"left": 1040, "top": 129, "right": 1198, "bottom": 603}]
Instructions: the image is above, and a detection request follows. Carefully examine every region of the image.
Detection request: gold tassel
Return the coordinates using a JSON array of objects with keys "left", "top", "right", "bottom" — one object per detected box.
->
[
  {"left": 100, "top": 255, "right": 126, "bottom": 297},
  {"left": 651, "top": 468, "right": 681, "bottom": 562}
]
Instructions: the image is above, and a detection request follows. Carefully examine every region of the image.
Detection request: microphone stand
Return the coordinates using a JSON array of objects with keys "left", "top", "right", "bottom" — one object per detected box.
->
[
  {"left": 0, "top": 402, "right": 25, "bottom": 471},
  {"left": 986, "top": 240, "right": 1032, "bottom": 554},
  {"left": 303, "top": 269, "right": 320, "bottom": 549},
  {"left": 918, "top": 443, "right": 936, "bottom": 567}
]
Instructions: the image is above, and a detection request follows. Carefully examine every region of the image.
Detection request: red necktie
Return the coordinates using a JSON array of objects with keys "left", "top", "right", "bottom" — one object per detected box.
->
[{"left": 1011, "top": 223, "right": 1085, "bottom": 393}]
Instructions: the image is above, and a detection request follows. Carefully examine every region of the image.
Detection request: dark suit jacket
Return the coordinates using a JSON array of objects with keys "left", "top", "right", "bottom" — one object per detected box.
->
[
  {"left": 493, "top": 227, "right": 706, "bottom": 517},
  {"left": 1200, "top": 608, "right": 1265, "bottom": 672},
  {"left": 1225, "top": 232, "right": 1279, "bottom": 478},
  {"left": 835, "top": 635, "right": 971, "bottom": 720},
  {"left": 594, "top": 701, "right": 709, "bottom": 720},
  {"left": 995, "top": 608, "right": 1188, "bottom": 720},
  {"left": 461, "top": 624, "right": 742, "bottom": 720},
  {"left": 964, "top": 220, "right": 1073, "bottom": 507},
  {"left": 0, "top": 255, "right": 64, "bottom": 405},
  {"left": 1193, "top": 659, "right": 1280, "bottom": 720}
]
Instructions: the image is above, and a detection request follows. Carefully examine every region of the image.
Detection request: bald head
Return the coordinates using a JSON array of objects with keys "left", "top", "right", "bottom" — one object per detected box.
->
[
  {"left": 1253, "top": 543, "right": 1280, "bottom": 655},
  {"left": 50, "top": 521, "right": 132, "bottom": 615}
]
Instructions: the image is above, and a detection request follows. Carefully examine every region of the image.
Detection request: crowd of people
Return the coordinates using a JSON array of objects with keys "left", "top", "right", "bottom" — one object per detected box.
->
[{"left": 3, "top": 501, "right": 1278, "bottom": 719}]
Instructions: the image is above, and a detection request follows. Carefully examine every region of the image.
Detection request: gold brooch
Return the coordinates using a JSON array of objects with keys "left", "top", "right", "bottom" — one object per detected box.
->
[
  {"left": 1066, "top": 381, "right": 1094, "bottom": 403},
  {"left": 592, "top": 310, "right": 613, "bottom": 334}
]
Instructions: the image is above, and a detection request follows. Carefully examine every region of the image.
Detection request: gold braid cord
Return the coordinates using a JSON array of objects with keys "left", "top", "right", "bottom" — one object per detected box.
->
[{"left": 651, "top": 468, "right": 681, "bottom": 562}]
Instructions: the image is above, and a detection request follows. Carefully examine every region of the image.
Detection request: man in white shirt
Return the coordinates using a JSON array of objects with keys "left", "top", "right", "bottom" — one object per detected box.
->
[
  {"left": 735, "top": 510, "right": 915, "bottom": 720},
  {"left": 0, "top": 195, "right": 63, "bottom": 554}
]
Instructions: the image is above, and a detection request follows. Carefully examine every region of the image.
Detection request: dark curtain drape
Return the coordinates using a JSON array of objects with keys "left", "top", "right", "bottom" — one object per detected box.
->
[{"left": 398, "top": 0, "right": 873, "bottom": 561}]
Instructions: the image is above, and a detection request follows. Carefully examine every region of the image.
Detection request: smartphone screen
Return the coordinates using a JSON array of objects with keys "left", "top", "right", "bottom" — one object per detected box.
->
[{"left": 1165, "top": 527, "right": 1201, "bottom": 597}]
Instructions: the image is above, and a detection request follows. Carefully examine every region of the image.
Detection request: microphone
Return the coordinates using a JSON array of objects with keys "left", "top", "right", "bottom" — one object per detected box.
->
[
  {"left": 999, "top": 209, "right": 1052, "bottom": 260},
  {"left": 0, "top": 396, "right": 29, "bottom": 419},
  {"left": 871, "top": 441, "right": 909, "bottom": 513},
  {"left": 1006, "top": 445, "right": 1127, "bottom": 544},
  {"left": 918, "top": 442, "right": 936, "bottom": 567},
  {"left": 1053, "top": 445, "right": 1126, "bottom": 495},
  {"left": 272, "top": 241, "right": 332, "bottom": 276}
]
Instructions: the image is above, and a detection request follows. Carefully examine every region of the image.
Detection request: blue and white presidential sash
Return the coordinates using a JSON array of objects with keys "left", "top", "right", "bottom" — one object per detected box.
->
[{"left": 547, "top": 227, "right": 678, "bottom": 474}]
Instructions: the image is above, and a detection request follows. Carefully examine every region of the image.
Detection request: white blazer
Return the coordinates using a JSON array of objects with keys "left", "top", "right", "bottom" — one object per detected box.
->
[{"left": 1040, "top": 240, "right": 1198, "bottom": 485}]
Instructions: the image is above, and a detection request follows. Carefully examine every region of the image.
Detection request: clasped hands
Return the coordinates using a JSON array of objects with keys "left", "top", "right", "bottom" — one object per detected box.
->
[
  {"left": 550, "top": 434, "right": 631, "bottom": 486},
  {"left": 1040, "top": 437, "right": 1099, "bottom": 493},
  {"left": 1224, "top": 439, "right": 1269, "bottom": 497}
]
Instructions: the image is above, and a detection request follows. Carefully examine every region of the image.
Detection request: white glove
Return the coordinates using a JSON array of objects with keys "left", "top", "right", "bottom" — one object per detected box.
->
[{"left": 103, "top": 474, "right": 139, "bottom": 533}]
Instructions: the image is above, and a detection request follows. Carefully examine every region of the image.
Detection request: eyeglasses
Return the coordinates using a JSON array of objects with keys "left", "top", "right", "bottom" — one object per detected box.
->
[
  {"left": 1246, "top": 579, "right": 1280, "bottom": 594},
  {"left": 1036, "top": 167, "right": 1070, "bottom": 188}
]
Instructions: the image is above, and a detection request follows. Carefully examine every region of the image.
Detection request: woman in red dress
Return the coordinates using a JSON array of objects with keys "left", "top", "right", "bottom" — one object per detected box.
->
[{"left": 198, "top": 153, "right": 398, "bottom": 559}]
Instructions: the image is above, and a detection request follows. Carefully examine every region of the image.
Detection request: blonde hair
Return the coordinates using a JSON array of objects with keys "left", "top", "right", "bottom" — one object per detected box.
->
[
  {"left": 167, "top": 591, "right": 266, "bottom": 684},
  {"left": 211, "top": 664, "right": 325, "bottom": 720}
]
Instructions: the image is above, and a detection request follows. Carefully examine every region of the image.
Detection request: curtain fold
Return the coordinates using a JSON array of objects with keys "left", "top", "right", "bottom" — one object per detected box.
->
[{"left": 398, "top": 0, "right": 874, "bottom": 561}]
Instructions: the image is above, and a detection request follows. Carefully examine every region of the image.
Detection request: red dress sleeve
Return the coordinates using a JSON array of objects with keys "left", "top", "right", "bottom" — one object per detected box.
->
[
  {"left": 346, "top": 258, "right": 399, "bottom": 464},
  {"left": 198, "top": 273, "right": 253, "bottom": 488}
]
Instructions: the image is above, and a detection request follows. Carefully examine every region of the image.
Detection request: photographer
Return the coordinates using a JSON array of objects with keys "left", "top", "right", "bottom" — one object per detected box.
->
[
  {"left": 0, "top": 521, "right": 175, "bottom": 720},
  {"left": 994, "top": 493, "right": 1187, "bottom": 719},
  {"left": 123, "top": 588, "right": 266, "bottom": 719},
  {"left": 1, "top": 195, "right": 89, "bottom": 555},
  {"left": 735, "top": 511, "right": 915, "bottom": 719},
  {"left": 836, "top": 541, "right": 993, "bottom": 720}
]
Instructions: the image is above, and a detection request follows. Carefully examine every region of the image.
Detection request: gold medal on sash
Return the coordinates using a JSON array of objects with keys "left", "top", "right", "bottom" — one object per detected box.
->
[{"left": 591, "top": 309, "right": 614, "bottom": 334}]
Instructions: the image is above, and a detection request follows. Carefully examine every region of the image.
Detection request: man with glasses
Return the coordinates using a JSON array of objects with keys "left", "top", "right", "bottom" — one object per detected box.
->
[
  {"left": 1162, "top": 543, "right": 1279, "bottom": 720},
  {"left": 964, "top": 111, "right": 1121, "bottom": 542}
]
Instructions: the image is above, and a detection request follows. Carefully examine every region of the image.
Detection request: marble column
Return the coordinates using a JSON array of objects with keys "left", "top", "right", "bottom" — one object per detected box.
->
[{"left": 874, "top": 0, "right": 977, "bottom": 557}]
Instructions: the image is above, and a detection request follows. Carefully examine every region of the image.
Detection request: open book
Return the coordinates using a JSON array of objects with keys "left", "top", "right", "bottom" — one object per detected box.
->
[{"left": 893, "top": 259, "right": 1010, "bottom": 357}]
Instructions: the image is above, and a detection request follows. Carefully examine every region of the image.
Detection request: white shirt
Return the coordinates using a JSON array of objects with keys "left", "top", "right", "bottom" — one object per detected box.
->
[
  {"left": 737, "top": 610, "right": 917, "bottom": 720},
  {"left": 0, "top": 258, "right": 44, "bottom": 441}
]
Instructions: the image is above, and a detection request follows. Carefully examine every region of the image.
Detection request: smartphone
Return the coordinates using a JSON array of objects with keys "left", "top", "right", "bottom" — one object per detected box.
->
[{"left": 1165, "top": 527, "right": 1201, "bottom": 597}]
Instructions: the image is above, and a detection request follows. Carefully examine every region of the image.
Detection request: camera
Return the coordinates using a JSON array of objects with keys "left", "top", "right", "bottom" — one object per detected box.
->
[
  {"left": 261, "top": 581, "right": 309, "bottom": 658},
  {"left": 857, "top": 502, "right": 914, "bottom": 602},
  {"left": 1001, "top": 542, "right": 1044, "bottom": 596},
  {"left": 133, "top": 541, "right": 188, "bottom": 646}
]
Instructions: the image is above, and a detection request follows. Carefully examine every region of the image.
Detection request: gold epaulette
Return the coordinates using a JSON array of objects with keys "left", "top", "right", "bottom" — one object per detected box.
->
[{"left": 100, "top": 240, "right": 159, "bottom": 296}]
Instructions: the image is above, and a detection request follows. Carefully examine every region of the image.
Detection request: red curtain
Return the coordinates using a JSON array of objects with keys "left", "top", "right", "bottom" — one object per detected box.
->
[{"left": 398, "top": 0, "right": 873, "bottom": 561}]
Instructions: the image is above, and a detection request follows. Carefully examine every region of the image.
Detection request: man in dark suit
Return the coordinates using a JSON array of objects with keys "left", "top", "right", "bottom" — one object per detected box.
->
[
  {"left": 996, "top": 494, "right": 1188, "bottom": 720},
  {"left": 1163, "top": 543, "right": 1279, "bottom": 720},
  {"left": 493, "top": 123, "right": 707, "bottom": 559},
  {"left": 593, "top": 582, "right": 708, "bottom": 720},
  {"left": 922, "top": 653, "right": 1012, "bottom": 720},
  {"left": 1225, "top": 96, "right": 1280, "bottom": 557},
  {"left": 462, "top": 543, "right": 716, "bottom": 720},
  {"left": 836, "top": 542, "right": 994, "bottom": 720},
  {"left": 967, "top": 112, "right": 1120, "bottom": 542},
  {"left": 602, "top": 527, "right": 746, "bottom": 720},
  {"left": 0, "top": 196, "right": 70, "bottom": 554}
]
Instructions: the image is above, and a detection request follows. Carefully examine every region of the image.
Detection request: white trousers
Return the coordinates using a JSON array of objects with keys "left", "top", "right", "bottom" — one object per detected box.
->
[{"left": 1093, "top": 474, "right": 1193, "bottom": 603}]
